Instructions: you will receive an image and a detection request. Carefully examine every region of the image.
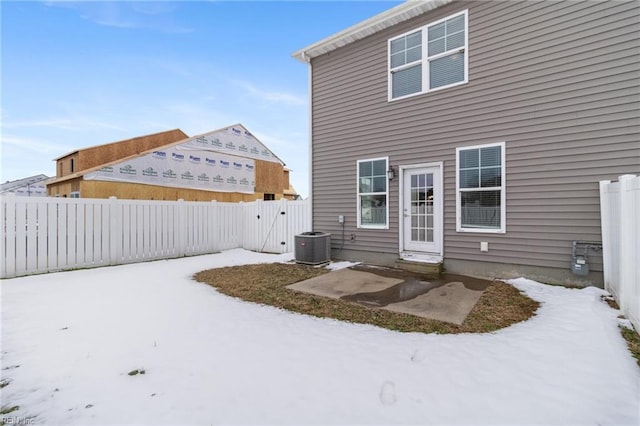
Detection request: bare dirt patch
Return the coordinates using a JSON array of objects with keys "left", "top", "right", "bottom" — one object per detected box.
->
[{"left": 193, "top": 263, "right": 539, "bottom": 334}]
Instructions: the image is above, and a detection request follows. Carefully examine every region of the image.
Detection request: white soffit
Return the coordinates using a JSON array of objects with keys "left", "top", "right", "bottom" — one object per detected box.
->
[{"left": 292, "top": 0, "right": 453, "bottom": 63}]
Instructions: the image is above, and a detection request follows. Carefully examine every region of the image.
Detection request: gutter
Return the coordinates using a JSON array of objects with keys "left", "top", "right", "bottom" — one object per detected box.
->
[{"left": 292, "top": 0, "right": 452, "bottom": 62}]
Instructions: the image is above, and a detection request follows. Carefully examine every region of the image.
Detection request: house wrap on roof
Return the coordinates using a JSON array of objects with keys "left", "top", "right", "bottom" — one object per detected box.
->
[
  {"left": 47, "top": 124, "right": 297, "bottom": 201},
  {"left": 1, "top": 174, "right": 52, "bottom": 197},
  {"left": 293, "top": 0, "right": 640, "bottom": 286}
]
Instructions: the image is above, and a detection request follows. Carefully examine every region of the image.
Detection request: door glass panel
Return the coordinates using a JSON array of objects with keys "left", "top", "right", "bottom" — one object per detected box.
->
[{"left": 409, "top": 172, "right": 434, "bottom": 243}]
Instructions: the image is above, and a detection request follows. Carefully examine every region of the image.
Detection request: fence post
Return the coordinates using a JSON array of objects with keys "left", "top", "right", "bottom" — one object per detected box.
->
[
  {"left": 210, "top": 200, "right": 218, "bottom": 253},
  {"left": 177, "top": 199, "right": 186, "bottom": 257},
  {"left": 1, "top": 193, "right": 17, "bottom": 278},
  {"left": 599, "top": 180, "right": 612, "bottom": 292},
  {"left": 109, "top": 196, "right": 121, "bottom": 265},
  {"left": 618, "top": 175, "right": 635, "bottom": 315}
]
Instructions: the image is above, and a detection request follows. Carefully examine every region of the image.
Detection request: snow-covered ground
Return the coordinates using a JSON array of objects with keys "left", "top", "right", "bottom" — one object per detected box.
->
[{"left": 1, "top": 249, "right": 638, "bottom": 425}]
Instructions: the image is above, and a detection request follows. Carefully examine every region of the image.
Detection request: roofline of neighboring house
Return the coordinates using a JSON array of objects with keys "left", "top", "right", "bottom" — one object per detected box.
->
[
  {"left": 47, "top": 172, "right": 85, "bottom": 186},
  {"left": 292, "top": 0, "right": 453, "bottom": 63},
  {"left": 1, "top": 174, "right": 52, "bottom": 192},
  {"left": 52, "top": 128, "right": 188, "bottom": 161},
  {"left": 189, "top": 123, "right": 286, "bottom": 166},
  {"left": 54, "top": 150, "right": 80, "bottom": 160},
  {"left": 47, "top": 123, "right": 287, "bottom": 186}
]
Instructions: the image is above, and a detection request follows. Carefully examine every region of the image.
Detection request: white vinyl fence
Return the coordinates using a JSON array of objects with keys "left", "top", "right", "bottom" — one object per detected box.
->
[
  {"left": 1, "top": 195, "right": 310, "bottom": 279},
  {"left": 600, "top": 175, "right": 640, "bottom": 332}
]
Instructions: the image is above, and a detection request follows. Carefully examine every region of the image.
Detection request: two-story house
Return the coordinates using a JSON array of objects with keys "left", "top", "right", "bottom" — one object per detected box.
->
[
  {"left": 48, "top": 124, "right": 298, "bottom": 201},
  {"left": 293, "top": 0, "right": 640, "bottom": 286}
]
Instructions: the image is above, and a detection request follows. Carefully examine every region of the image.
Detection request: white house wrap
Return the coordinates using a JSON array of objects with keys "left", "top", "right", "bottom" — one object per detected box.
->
[
  {"left": 83, "top": 125, "right": 282, "bottom": 194},
  {"left": 184, "top": 126, "right": 282, "bottom": 164}
]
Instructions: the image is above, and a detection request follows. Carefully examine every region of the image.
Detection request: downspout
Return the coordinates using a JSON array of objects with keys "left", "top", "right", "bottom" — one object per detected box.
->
[{"left": 302, "top": 51, "right": 314, "bottom": 230}]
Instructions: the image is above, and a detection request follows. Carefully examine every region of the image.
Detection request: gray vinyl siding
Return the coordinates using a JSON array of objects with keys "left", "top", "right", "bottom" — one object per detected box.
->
[{"left": 310, "top": 0, "right": 640, "bottom": 273}]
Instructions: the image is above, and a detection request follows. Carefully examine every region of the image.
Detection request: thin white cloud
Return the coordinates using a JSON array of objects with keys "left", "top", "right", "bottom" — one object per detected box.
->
[
  {"left": 251, "top": 131, "right": 289, "bottom": 149},
  {"left": 155, "top": 60, "right": 198, "bottom": 79},
  {"left": 44, "top": 2, "right": 194, "bottom": 34},
  {"left": 3, "top": 118, "right": 125, "bottom": 132},
  {"left": 233, "top": 81, "right": 306, "bottom": 107},
  {"left": 155, "top": 101, "right": 238, "bottom": 136},
  {"left": 0, "top": 134, "right": 73, "bottom": 154},
  {"left": 131, "top": 2, "right": 178, "bottom": 16}
]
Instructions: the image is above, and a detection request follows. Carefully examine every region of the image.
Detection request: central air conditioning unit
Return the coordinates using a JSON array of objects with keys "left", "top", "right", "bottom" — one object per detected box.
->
[{"left": 294, "top": 232, "right": 331, "bottom": 265}]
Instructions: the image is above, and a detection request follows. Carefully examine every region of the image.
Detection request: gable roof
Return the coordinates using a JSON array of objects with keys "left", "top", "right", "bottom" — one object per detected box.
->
[
  {"left": 292, "top": 0, "right": 453, "bottom": 63},
  {"left": 193, "top": 123, "right": 286, "bottom": 166}
]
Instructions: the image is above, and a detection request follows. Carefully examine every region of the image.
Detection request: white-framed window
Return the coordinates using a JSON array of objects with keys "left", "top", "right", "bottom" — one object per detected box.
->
[
  {"left": 69, "top": 191, "right": 80, "bottom": 198},
  {"left": 456, "top": 142, "right": 505, "bottom": 233},
  {"left": 388, "top": 10, "right": 468, "bottom": 101},
  {"left": 357, "top": 157, "right": 389, "bottom": 229}
]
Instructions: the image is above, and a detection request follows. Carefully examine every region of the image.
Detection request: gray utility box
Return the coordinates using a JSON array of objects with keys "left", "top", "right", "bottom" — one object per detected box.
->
[{"left": 294, "top": 232, "right": 331, "bottom": 265}]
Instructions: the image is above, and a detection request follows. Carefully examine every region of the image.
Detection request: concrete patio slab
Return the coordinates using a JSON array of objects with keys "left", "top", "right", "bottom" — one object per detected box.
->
[
  {"left": 287, "top": 268, "right": 402, "bottom": 298},
  {"left": 287, "top": 265, "right": 491, "bottom": 325},
  {"left": 384, "top": 281, "right": 484, "bottom": 325}
]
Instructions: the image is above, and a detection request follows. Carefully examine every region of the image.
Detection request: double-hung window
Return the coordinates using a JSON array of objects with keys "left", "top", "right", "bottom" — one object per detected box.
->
[
  {"left": 389, "top": 10, "right": 468, "bottom": 100},
  {"left": 456, "top": 142, "right": 505, "bottom": 233},
  {"left": 357, "top": 157, "right": 389, "bottom": 229}
]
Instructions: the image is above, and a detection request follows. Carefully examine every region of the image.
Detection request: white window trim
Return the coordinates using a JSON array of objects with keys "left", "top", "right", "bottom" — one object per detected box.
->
[
  {"left": 388, "top": 9, "right": 469, "bottom": 102},
  {"left": 69, "top": 191, "right": 80, "bottom": 198},
  {"left": 357, "top": 156, "right": 390, "bottom": 229},
  {"left": 455, "top": 142, "right": 506, "bottom": 233}
]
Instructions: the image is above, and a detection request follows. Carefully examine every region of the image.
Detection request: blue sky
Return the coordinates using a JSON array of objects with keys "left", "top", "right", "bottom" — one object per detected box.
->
[{"left": 1, "top": 0, "right": 401, "bottom": 197}]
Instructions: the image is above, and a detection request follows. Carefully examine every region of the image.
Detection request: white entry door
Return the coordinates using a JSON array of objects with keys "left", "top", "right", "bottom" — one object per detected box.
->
[{"left": 402, "top": 165, "right": 442, "bottom": 254}]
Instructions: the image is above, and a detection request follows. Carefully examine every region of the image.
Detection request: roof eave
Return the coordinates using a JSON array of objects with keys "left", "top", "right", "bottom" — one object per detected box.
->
[
  {"left": 292, "top": 0, "right": 453, "bottom": 63},
  {"left": 53, "top": 150, "right": 80, "bottom": 161},
  {"left": 52, "top": 128, "right": 188, "bottom": 161}
]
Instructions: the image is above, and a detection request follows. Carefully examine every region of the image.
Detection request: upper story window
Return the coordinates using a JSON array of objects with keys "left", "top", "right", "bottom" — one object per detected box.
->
[
  {"left": 456, "top": 142, "right": 506, "bottom": 233},
  {"left": 388, "top": 10, "right": 468, "bottom": 101}
]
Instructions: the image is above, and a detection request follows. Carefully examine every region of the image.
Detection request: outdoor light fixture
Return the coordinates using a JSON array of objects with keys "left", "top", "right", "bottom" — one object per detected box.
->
[{"left": 387, "top": 165, "right": 396, "bottom": 180}]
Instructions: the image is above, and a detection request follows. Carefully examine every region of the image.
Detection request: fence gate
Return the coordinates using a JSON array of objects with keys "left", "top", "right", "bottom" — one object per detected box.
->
[{"left": 243, "top": 199, "right": 310, "bottom": 254}]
